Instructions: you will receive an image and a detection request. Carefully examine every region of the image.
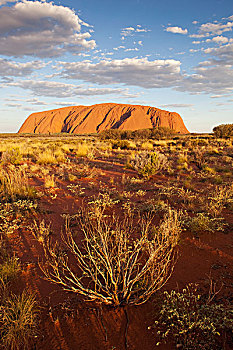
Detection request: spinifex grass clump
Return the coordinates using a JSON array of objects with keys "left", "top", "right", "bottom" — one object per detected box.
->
[
  {"left": 41, "top": 207, "right": 181, "bottom": 306},
  {"left": 0, "top": 291, "right": 38, "bottom": 350},
  {"left": 0, "top": 257, "right": 20, "bottom": 287},
  {"left": 0, "top": 166, "right": 36, "bottom": 201},
  {"left": 1, "top": 148, "right": 22, "bottom": 165}
]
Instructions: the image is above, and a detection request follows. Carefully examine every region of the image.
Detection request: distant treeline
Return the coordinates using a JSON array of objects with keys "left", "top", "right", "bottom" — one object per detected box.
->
[
  {"left": 213, "top": 124, "right": 233, "bottom": 138},
  {"left": 99, "top": 127, "right": 177, "bottom": 140}
]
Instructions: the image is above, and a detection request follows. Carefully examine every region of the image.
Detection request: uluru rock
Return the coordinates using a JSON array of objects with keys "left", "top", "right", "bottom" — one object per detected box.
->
[{"left": 18, "top": 103, "right": 189, "bottom": 134}]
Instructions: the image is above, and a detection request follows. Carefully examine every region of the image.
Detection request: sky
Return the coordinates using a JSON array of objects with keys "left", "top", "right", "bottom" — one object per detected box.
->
[{"left": 0, "top": 0, "right": 233, "bottom": 133}]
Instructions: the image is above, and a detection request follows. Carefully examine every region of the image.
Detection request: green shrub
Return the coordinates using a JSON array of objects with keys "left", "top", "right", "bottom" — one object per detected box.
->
[
  {"left": 130, "top": 151, "right": 168, "bottom": 178},
  {"left": 187, "top": 213, "right": 226, "bottom": 233},
  {"left": 99, "top": 129, "right": 123, "bottom": 140},
  {"left": 213, "top": 124, "right": 233, "bottom": 138},
  {"left": 99, "top": 127, "right": 176, "bottom": 140},
  {"left": 154, "top": 284, "right": 233, "bottom": 349},
  {"left": 112, "top": 140, "right": 131, "bottom": 150}
]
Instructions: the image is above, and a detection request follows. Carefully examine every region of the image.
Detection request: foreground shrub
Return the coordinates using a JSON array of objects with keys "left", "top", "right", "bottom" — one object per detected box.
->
[
  {"left": 41, "top": 207, "right": 181, "bottom": 306},
  {"left": 213, "top": 124, "right": 233, "bottom": 138},
  {"left": 155, "top": 284, "right": 233, "bottom": 349},
  {"left": 129, "top": 151, "right": 168, "bottom": 177},
  {"left": 0, "top": 291, "right": 38, "bottom": 350}
]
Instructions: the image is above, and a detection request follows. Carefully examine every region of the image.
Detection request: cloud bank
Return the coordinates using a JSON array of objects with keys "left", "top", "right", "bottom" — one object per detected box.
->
[
  {"left": 0, "top": 0, "right": 96, "bottom": 57},
  {"left": 6, "top": 80, "right": 137, "bottom": 98},
  {"left": 56, "top": 57, "right": 182, "bottom": 88},
  {"left": 0, "top": 58, "right": 45, "bottom": 76}
]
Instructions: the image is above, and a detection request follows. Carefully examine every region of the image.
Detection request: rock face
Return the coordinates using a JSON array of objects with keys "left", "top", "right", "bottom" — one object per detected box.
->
[{"left": 18, "top": 103, "right": 189, "bottom": 134}]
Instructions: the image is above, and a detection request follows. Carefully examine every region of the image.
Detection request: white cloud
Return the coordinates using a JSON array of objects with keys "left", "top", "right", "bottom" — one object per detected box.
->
[
  {"left": 204, "top": 43, "right": 233, "bottom": 63},
  {"left": 26, "top": 98, "right": 48, "bottom": 106},
  {"left": 0, "top": 58, "right": 45, "bottom": 76},
  {"left": 54, "top": 102, "right": 78, "bottom": 107},
  {"left": 212, "top": 35, "right": 229, "bottom": 44},
  {"left": 192, "top": 41, "right": 201, "bottom": 44},
  {"left": 5, "top": 80, "right": 137, "bottom": 98},
  {"left": 124, "top": 48, "right": 139, "bottom": 52},
  {"left": 177, "top": 60, "right": 233, "bottom": 95},
  {"left": 113, "top": 46, "right": 125, "bottom": 50},
  {"left": 55, "top": 57, "right": 182, "bottom": 89},
  {"left": 189, "top": 34, "right": 206, "bottom": 38},
  {"left": 0, "top": 0, "right": 95, "bottom": 57},
  {"left": 4, "top": 97, "right": 48, "bottom": 106},
  {"left": 4, "top": 103, "right": 22, "bottom": 108},
  {"left": 121, "top": 25, "right": 150, "bottom": 38},
  {"left": 199, "top": 21, "right": 233, "bottom": 36},
  {"left": 0, "top": 0, "right": 16, "bottom": 5},
  {"left": 166, "top": 26, "right": 188, "bottom": 35},
  {"left": 160, "top": 103, "right": 194, "bottom": 109}
]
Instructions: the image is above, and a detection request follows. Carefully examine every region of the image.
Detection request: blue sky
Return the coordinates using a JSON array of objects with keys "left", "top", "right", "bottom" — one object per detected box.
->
[{"left": 0, "top": 0, "right": 232, "bottom": 133}]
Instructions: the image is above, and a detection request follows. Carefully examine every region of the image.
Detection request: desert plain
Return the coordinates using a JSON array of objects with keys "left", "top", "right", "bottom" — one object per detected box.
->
[{"left": 0, "top": 119, "right": 232, "bottom": 350}]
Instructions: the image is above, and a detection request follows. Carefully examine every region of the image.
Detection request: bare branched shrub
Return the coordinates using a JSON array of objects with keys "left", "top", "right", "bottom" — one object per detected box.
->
[
  {"left": 130, "top": 151, "right": 168, "bottom": 177},
  {"left": 40, "top": 207, "right": 181, "bottom": 306}
]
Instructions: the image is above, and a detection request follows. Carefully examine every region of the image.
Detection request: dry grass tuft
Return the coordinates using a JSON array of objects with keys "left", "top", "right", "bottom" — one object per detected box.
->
[
  {"left": 0, "top": 291, "right": 38, "bottom": 350},
  {"left": 0, "top": 166, "right": 36, "bottom": 201}
]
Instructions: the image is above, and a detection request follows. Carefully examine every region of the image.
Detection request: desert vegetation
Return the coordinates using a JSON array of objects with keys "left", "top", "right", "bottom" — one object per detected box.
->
[{"left": 0, "top": 126, "right": 232, "bottom": 349}]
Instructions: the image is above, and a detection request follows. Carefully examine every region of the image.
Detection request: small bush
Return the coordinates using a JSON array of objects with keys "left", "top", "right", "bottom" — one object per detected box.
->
[
  {"left": 130, "top": 151, "right": 168, "bottom": 178},
  {"left": 99, "top": 129, "right": 123, "bottom": 140},
  {"left": 154, "top": 284, "right": 233, "bottom": 349},
  {"left": 112, "top": 140, "right": 132, "bottom": 150},
  {"left": 141, "top": 141, "right": 154, "bottom": 150},
  {"left": 187, "top": 213, "right": 226, "bottom": 233}
]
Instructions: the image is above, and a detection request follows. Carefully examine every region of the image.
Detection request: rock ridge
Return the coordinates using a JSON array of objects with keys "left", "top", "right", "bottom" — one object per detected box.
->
[{"left": 18, "top": 103, "right": 189, "bottom": 134}]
